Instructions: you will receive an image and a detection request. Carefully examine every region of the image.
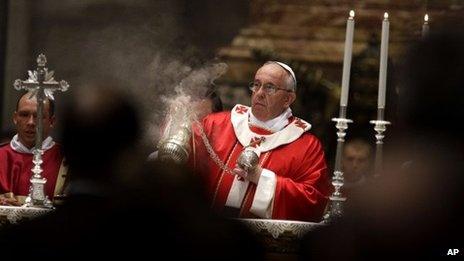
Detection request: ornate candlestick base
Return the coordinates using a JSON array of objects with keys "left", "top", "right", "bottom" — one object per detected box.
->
[
  {"left": 24, "top": 149, "right": 53, "bottom": 208},
  {"left": 24, "top": 177, "right": 53, "bottom": 208},
  {"left": 323, "top": 117, "right": 352, "bottom": 223},
  {"left": 323, "top": 170, "right": 347, "bottom": 222}
]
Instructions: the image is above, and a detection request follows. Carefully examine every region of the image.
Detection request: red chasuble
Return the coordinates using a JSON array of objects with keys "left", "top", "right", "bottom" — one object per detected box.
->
[
  {"left": 191, "top": 105, "right": 330, "bottom": 222},
  {"left": 0, "top": 143, "right": 63, "bottom": 199}
]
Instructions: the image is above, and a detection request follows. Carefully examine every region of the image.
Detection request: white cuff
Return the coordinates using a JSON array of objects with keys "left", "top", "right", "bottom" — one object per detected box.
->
[
  {"left": 147, "top": 150, "right": 158, "bottom": 161},
  {"left": 250, "top": 168, "right": 276, "bottom": 218},
  {"left": 225, "top": 178, "right": 250, "bottom": 209}
]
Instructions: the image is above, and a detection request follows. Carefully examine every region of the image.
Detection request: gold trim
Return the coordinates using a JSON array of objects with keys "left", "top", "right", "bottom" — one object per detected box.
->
[
  {"left": 239, "top": 184, "right": 253, "bottom": 217},
  {"left": 53, "top": 159, "right": 68, "bottom": 197},
  {"left": 211, "top": 141, "right": 239, "bottom": 208},
  {"left": 192, "top": 131, "right": 196, "bottom": 170}
]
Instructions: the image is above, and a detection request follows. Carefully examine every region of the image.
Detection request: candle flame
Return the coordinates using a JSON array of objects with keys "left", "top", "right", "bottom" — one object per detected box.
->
[
  {"left": 384, "top": 12, "right": 389, "bottom": 19},
  {"left": 424, "top": 14, "right": 429, "bottom": 22},
  {"left": 349, "top": 10, "right": 355, "bottom": 18}
]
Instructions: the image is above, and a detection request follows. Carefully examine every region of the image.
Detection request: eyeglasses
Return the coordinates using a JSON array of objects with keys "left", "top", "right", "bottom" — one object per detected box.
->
[{"left": 248, "top": 81, "right": 293, "bottom": 95}]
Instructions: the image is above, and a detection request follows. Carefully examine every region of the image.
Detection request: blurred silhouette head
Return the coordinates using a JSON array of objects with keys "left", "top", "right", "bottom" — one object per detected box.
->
[
  {"left": 62, "top": 84, "right": 140, "bottom": 181},
  {"left": 302, "top": 26, "right": 464, "bottom": 260},
  {"left": 399, "top": 26, "right": 464, "bottom": 141},
  {"left": 394, "top": 25, "right": 464, "bottom": 226}
]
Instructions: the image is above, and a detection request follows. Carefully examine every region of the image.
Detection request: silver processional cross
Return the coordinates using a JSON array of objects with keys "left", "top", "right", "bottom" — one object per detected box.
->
[{"left": 13, "top": 54, "right": 69, "bottom": 208}]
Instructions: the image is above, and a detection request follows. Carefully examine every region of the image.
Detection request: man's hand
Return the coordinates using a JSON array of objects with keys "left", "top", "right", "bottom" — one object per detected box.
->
[
  {"left": 232, "top": 165, "right": 262, "bottom": 184},
  {"left": 0, "top": 193, "right": 22, "bottom": 206}
]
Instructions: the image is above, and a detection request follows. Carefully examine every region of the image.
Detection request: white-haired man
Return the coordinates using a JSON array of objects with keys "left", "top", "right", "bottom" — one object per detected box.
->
[{"left": 191, "top": 61, "right": 330, "bottom": 222}]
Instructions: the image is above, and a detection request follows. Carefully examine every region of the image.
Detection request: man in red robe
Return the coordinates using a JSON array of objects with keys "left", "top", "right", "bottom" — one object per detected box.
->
[
  {"left": 191, "top": 61, "right": 330, "bottom": 222},
  {"left": 0, "top": 92, "right": 66, "bottom": 205}
]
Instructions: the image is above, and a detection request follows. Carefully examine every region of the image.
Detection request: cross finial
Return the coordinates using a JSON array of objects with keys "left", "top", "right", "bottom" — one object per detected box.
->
[{"left": 14, "top": 54, "right": 69, "bottom": 99}]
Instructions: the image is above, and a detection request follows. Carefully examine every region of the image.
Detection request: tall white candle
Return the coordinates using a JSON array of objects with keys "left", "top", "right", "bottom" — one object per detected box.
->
[
  {"left": 340, "top": 10, "right": 355, "bottom": 107},
  {"left": 422, "top": 14, "right": 429, "bottom": 38},
  {"left": 378, "top": 12, "right": 389, "bottom": 109}
]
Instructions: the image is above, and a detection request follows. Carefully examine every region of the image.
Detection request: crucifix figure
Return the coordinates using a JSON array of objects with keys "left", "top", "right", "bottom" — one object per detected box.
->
[{"left": 13, "top": 54, "right": 69, "bottom": 208}]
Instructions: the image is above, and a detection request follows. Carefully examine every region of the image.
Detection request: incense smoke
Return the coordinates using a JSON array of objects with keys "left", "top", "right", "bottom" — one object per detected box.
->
[{"left": 146, "top": 58, "right": 228, "bottom": 146}]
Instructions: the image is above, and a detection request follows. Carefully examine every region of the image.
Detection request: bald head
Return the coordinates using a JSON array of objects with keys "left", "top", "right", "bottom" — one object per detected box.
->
[
  {"left": 13, "top": 92, "right": 55, "bottom": 149},
  {"left": 16, "top": 92, "right": 55, "bottom": 117}
]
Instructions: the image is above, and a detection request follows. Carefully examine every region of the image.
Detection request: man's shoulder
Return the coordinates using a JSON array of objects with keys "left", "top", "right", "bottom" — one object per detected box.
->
[
  {"left": 296, "top": 131, "right": 323, "bottom": 147},
  {"left": 206, "top": 110, "right": 230, "bottom": 119},
  {"left": 199, "top": 111, "right": 234, "bottom": 135},
  {"left": 0, "top": 141, "right": 11, "bottom": 151},
  {"left": 0, "top": 142, "right": 13, "bottom": 158},
  {"left": 52, "top": 142, "right": 62, "bottom": 149},
  {"left": 204, "top": 111, "right": 231, "bottom": 124},
  {"left": 48, "top": 142, "right": 64, "bottom": 154}
]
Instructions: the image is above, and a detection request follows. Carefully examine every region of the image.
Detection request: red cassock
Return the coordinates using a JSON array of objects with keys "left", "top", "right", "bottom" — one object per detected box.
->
[
  {"left": 0, "top": 143, "right": 63, "bottom": 199},
  {"left": 191, "top": 105, "right": 330, "bottom": 222}
]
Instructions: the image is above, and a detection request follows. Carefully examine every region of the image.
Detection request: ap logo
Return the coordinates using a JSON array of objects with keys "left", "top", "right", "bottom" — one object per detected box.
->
[{"left": 447, "top": 249, "right": 460, "bottom": 256}]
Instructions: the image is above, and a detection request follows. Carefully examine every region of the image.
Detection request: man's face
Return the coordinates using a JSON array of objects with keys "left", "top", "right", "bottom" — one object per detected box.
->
[
  {"left": 342, "top": 146, "right": 370, "bottom": 181},
  {"left": 251, "top": 64, "right": 296, "bottom": 122},
  {"left": 13, "top": 95, "right": 54, "bottom": 149}
]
